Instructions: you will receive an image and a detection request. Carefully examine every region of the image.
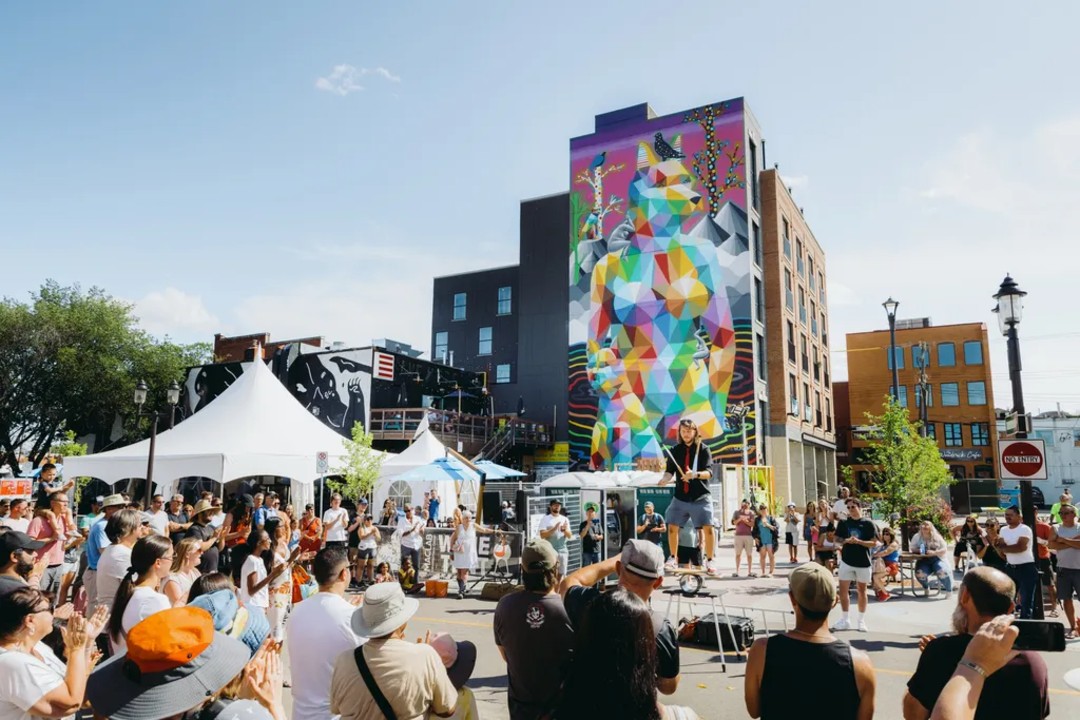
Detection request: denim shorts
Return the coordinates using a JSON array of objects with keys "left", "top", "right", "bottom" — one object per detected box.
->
[{"left": 664, "top": 496, "right": 715, "bottom": 529}]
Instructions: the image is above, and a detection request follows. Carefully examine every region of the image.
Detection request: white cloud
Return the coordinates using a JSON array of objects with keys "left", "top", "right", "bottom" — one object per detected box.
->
[
  {"left": 781, "top": 174, "right": 809, "bottom": 189},
  {"left": 314, "top": 64, "right": 401, "bottom": 96},
  {"left": 134, "top": 288, "right": 220, "bottom": 340}
]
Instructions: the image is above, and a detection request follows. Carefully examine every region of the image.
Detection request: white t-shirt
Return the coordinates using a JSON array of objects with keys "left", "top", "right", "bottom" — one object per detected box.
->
[
  {"left": 96, "top": 543, "right": 133, "bottom": 611},
  {"left": 114, "top": 587, "right": 171, "bottom": 655},
  {"left": 240, "top": 554, "right": 269, "bottom": 608},
  {"left": 999, "top": 523, "right": 1035, "bottom": 565},
  {"left": 0, "top": 642, "right": 70, "bottom": 720},
  {"left": 357, "top": 526, "right": 378, "bottom": 551},
  {"left": 537, "top": 513, "right": 570, "bottom": 541},
  {"left": 285, "top": 592, "right": 365, "bottom": 720},
  {"left": 396, "top": 516, "right": 425, "bottom": 550},
  {"left": 322, "top": 508, "right": 348, "bottom": 543},
  {"left": 832, "top": 498, "right": 850, "bottom": 521},
  {"left": 147, "top": 510, "right": 170, "bottom": 537},
  {"left": 0, "top": 517, "right": 30, "bottom": 534}
]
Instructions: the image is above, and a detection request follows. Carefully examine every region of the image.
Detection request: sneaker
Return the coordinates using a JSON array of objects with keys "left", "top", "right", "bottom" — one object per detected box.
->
[
  {"left": 748, "top": 572, "right": 758, "bottom": 578},
  {"left": 832, "top": 617, "right": 851, "bottom": 631},
  {"left": 731, "top": 572, "right": 740, "bottom": 578},
  {"left": 665, "top": 556, "right": 678, "bottom": 570},
  {"left": 456, "top": 592, "right": 465, "bottom": 600},
  {"left": 705, "top": 562, "right": 718, "bottom": 576},
  {"left": 857, "top": 618, "right": 870, "bottom": 633}
]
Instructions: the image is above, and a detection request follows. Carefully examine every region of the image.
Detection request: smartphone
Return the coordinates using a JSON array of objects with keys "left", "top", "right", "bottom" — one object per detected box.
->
[{"left": 1011, "top": 620, "right": 1066, "bottom": 652}]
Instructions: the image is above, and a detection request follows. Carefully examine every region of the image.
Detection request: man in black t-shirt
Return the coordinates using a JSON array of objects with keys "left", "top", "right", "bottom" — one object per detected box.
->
[
  {"left": 559, "top": 540, "right": 680, "bottom": 695},
  {"left": 657, "top": 417, "right": 716, "bottom": 574},
  {"left": 903, "top": 567, "right": 1049, "bottom": 720},
  {"left": 833, "top": 498, "right": 877, "bottom": 632},
  {"left": 578, "top": 503, "right": 604, "bottom": 567},
  {"left": 635, "top": 502, "right": 665, "bottom": 546}
]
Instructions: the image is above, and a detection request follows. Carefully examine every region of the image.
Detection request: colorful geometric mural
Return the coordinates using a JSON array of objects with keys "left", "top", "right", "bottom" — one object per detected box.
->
[{"left": 568, "top": 99, "right": 755, "bottom": 469}]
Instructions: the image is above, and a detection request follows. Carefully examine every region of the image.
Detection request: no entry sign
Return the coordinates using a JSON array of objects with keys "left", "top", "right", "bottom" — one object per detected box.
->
[{"left": 999, "top": 439, "right": 1047, "bottom": 480}]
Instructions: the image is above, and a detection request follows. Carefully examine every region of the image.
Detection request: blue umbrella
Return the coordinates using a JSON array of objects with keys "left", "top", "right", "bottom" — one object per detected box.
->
[
  {"left": 474, "top": 459, "right": 526, "bottom": 480},
  {"left": 395, "top": 457, "right": 479, "bottom": 484}
]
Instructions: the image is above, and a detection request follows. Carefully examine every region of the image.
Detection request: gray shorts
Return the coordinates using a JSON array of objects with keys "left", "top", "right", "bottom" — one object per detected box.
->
[
  {"left": 1057, "top": 567, "right": 1080, "bottom": 601},
  {"left": 664, "top": 496, "right": 715, "bottom": 529},
  {"left": 39, "top": 565, "right": 65, "bottom": 598}
]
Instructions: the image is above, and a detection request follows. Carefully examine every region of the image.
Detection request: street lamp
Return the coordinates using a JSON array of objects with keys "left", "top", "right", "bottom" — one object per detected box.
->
[
  {"left": 882, "top": 297, "right": 900, "bottom": 402},
  {"left": 133, "top": 379, "right": 181, "bottom": 509},
  {"left": 992, "top": 274, "right": 1042, "bottom": 618}
]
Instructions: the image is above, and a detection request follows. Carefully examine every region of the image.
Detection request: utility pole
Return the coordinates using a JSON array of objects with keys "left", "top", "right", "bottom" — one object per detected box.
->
[{"left": 917, "top": 341, "right": 930, "bottom": 437}]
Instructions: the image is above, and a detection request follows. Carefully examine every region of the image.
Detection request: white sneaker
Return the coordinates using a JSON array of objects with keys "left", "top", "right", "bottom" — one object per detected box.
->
[
  {"left": 832, "top": 616, "right": 851, "bottom": 631},
  {"left": 664, "top": 556, "right": 677, "bottom": 570},
  {"left": 705, "top": 562, "right": 718, "bottom": 575},
  {"left": 857, "top": 618, "right": 869, "bottom": 633}
]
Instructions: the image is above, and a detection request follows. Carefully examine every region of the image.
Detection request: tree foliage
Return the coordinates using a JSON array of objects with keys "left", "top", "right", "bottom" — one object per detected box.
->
[
  {"left": 0, "top": 281, "right": 211, "bottom": 470},
  {"left": 857, "top": 396, "right": 956, "bottom": 532},
  {"left": 327, "top": 422, "right": 385, "bottom": 502}
]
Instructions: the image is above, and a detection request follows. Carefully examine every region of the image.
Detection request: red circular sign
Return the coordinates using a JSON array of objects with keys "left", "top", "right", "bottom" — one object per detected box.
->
[{"left": 1002, "top": 441, "right": 1045, "bottom": 477}]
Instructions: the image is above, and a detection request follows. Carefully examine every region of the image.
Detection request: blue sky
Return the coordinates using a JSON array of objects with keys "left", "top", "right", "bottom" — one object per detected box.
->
[{"left": 3, "top": 1, "right": 1080, "bottom": 413}]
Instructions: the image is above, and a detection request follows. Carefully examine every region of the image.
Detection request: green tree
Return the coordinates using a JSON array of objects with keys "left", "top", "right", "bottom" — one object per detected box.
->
[
  {"left": 49, "top": 430, "right": 90, "bottom": 502},
  {"left": 0, "top": 281, "right": 211, "bottom": 471},
  {"left": 327, "top": 422, "right": 385, "bottom": 502},
  {"left": 857, "top": 396, "right": 956, "bottom": 533}
]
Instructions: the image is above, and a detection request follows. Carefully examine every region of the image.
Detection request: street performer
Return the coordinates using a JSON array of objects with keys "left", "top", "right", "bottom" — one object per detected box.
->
[{"left": 658, "top": 417, "right": 717, "bottom": 574}]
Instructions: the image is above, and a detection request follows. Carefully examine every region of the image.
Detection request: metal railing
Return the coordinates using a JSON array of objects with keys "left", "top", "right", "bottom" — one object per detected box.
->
[{"left": 369, "top": 408, "right": 554, "bottom": 454}]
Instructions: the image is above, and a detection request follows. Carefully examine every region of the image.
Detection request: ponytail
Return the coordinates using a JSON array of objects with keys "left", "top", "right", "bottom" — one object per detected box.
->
[{"left": 109, "top": 534, "right": 172, "bottom": 641}]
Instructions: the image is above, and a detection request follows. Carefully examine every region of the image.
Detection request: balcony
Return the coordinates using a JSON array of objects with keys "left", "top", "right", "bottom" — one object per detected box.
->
[{"left": 369, "top": 408, "right": 553, "bottom": 458}]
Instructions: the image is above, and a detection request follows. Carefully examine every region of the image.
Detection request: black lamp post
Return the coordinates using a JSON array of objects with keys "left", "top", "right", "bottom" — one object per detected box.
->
[
  {"left": 882, "top": 297, "right": 900, "bottom": 401},
  {"left": 992, "top": 274, "right": 1042, "bottom": 619},
  {"left": 134, "top": 379, "right": 180, "bottom": 510}
]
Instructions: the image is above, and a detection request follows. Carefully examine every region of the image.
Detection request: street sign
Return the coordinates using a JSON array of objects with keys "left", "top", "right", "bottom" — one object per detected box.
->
[
  {"left": 1000, "top": 487, "right": 1021, "bottom": 508},
  {"left": 316, "top": 451, "right": 329, "bottom": 476},
  {"left": 999, "top": 439, "right": 1047, "bottom": 480},
  {"left": 1003, "top": 412, "right": 1018, "bottom": 438}
]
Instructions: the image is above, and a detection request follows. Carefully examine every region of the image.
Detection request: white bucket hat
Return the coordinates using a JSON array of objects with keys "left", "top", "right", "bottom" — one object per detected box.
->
[
  {"left": 351, "top": 582, "right": 419, "bottom": 638},
  {"left": 101, "top": 493, "right": 127, "bottom": 509}
]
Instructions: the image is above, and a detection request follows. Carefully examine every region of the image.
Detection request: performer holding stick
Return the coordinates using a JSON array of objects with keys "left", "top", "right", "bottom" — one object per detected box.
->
[{"left": 658, "top": 417, "right": 716, "bottom": 574}]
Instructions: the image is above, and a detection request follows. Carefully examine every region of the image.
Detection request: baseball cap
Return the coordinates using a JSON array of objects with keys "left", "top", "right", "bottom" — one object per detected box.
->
[
  {"left": 1, "top": 530, "right": 47, "bottom": 556},
  {"left": 620, "top": 539, "right": 664, "bottom": 580},
  {"left": 428, "top": 633, "right": 477, "bottom": 690},
  {"left": 789, "top": 562, "right": 836, "bottom": 613},
  {"left": 584, "top": 502, "right": 599, "bottom": 513},
  {"left": 548, "top": 497, "right": 562, "bottom": 506},
  {"left": 521, "top": 538, "right": 558, "bottom": 573},
  {"left": 93, "top": 495, "right": 105, "bottom": 505}
]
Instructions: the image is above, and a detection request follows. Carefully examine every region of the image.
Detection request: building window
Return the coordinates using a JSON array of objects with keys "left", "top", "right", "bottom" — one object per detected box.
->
[
  {"left": 815, "top": 391, "right": 822, "bottom": 427},
  {"left": 818, "top": 273, "right": 825, "bottom": 303},
  {"left": 826, "top": 398, "right": 833, "bottom": 432},
  {"left": 897, "top": 386, "right": 908, "bottom": 408},
  {"left": 810, "top": 301, "right": 818, "bottom": 337},
  {"left": 434, "top": 331, "right": 448, "bottom": 362},
  {"left": 808, "top": 258, "right": 816, "bottom": 292},
  {"left": 971, "top": 423, "right": 990, "bottom": 446},
  {"left": 801, "top": 335, "right": 809, "bottom": 374},
  {"left": 967, "top": 381, "right": 987, "bottom": 405},
  {"left": 823, "top": 357, "right": 830, "bottom": 388},
  {"left": 963, "top": 341, "right": 983, "bottom": 365},
  {"left": 941, "top": 382, "right": 960, "bottom": 407},
  {"left": 497, "top": 286, "right": 512, "bottom": 315},
  {"left": 812, "top": 347, "right": 820, "bottom": 382},
  {"left": 786, "top": 321, "right": 796, "bottom": 364},
  {"left": 803, "top": 382, "right": 813, "bottom": 422},
  {"left": 756, "top": 333, "right": 767, "bottom": 379},
  {"left": 1033, "top": 429, "right": 1055, "bottom": 445},
  {"left": 915, "top": 383, "right": 933, "bottom": 407},
  {"left": 784, "top": 270, "right": 794, "bottom": 310},
  {"left": 495, "top": 363, "right": 512, "bottom": 384},
  {"left": 452, "top": 293, "right": 467, "bottom": 321},
  {"left": 924, "top": 422, "right": 936, "bottom": 440},
  {"left": 937, "top": 342, "right": 956, "bottom": 367},
  {"left": 912, "top": 344, "right": 930, "bottom": 368},
  {"left": 821, "top": 314, "right": 828, "bottom": 347},
  {"left": 944, "top": 422, "right": 963, "bottom": 447},
  {"left": 798, "top": 289, "right": 807, "bottom": 325},
  {"left": 752, "top": 222, "right": 762, "bottom": 267},
  {"left": 887, "top": 347, "right": 905, "bottom": 370},
  {"left": 749, "top": 139, "right": 759, "bottom": 208},
  {"left": 754, "top": 277, "right": 765, "bottom": 323},
  {"left": 789, "top": 374, "right": 799, "bottom": 415},
  {"left": 783, "top": 218, "right": 791, "bottom": 258},
  {"left": 796, "top": 240, "right": 805, "bottom": 276},
  {"left": 478, "top": 327, "right": 492, "bottom": 355}
]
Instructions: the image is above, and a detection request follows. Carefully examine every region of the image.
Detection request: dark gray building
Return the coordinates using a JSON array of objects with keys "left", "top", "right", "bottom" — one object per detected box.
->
[{"left": 431, "top": 193, "right": 570, "bottom": 440}]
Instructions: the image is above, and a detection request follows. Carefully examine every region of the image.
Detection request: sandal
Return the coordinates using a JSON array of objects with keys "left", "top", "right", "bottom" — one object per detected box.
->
[{"left": 1065, "top": 629, "right": 1079, "bottom": 640}]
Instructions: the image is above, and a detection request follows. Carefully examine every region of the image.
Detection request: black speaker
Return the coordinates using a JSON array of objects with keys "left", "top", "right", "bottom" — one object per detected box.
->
[
  {"left": 515, "top": 489, "right": 529, "bottom": 526},
  {"left": 482, "top": 492, "right": 502, "bottom": 525}
]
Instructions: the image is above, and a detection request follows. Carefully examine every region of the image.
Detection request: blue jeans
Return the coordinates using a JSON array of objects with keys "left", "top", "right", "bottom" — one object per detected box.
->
[
  {"left": 581, "top": 551, "right": 601, "bottom": 567},
  {"left": 915, "top": 557, "right": 953, "bottom": 591},
  {"left": 1007, "top": 562, "right": 1039, "bottom": 619}
]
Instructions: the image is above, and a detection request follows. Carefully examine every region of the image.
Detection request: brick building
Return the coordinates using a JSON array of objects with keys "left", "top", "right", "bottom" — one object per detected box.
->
[
  {"left": 759, "top": 169, "right": 837, "bottom": 506},
  {"left": 843, "top": 320, "right": 998, "bottom": 511},
  {"left": 213, "top": 333, "right": 324, "bottom": 362}
]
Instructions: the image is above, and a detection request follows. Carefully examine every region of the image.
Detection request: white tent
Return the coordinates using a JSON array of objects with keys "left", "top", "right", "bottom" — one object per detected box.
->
[
  {"left": 64, "top": 360, "right": 350, "bottom": 512},
  {"left": 374, "top": 430, "right": 464, "bottom": 517}
]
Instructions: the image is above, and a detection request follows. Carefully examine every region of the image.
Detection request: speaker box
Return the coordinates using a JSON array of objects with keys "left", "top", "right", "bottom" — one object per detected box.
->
[
  {"left": 515, "top": 489, "right": 529, "bottom": 526},
  {"left": 482, "top": 491, "right": 502, "bottom": 525}
]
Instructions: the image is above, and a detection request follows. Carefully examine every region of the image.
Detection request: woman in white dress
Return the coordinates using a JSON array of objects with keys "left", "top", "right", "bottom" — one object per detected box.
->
[
  {"left": 450, "top": 510, "right": 494, "bottom": 600},
  {"left": 163, "top": 537, "right": 203, "bottom": 606}
]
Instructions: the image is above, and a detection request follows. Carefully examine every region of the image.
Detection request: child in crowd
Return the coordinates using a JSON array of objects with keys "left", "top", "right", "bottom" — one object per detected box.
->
[
  {"left": 373, "top": 561, "right": 394, "bottom": 584},
  {"left": 398, "top": 556, "right": 424, "bottom": 595},
  {"left": 815, "top": 524, "right": 838, "bottom": 571}
]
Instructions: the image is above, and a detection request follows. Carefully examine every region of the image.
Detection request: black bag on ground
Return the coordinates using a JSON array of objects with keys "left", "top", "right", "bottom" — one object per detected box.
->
[{"left": 692, "top": 613, "right": 755, "bottom": 651}]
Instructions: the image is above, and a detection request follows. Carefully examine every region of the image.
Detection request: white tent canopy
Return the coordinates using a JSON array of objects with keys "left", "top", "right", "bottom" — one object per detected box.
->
[
  {"left": 374, "top": 430, "right": 463, "bottom": 517},
  {"left": 64, "top": 360, "right": 350, "bottom": 510}
]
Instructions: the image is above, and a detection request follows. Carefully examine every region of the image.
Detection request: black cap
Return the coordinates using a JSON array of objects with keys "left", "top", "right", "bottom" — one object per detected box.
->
[
  {"left": 2, "top": 531, "right": 47, "bottom": 556},
  {"left": 240, "top": 494, "right": 255, "bottom": 507}
]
